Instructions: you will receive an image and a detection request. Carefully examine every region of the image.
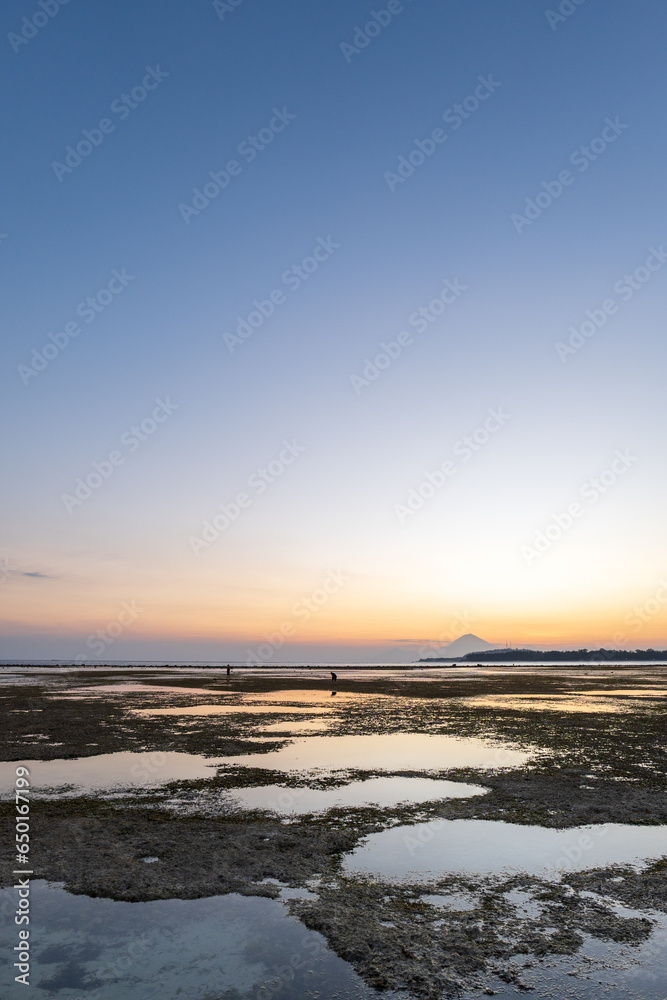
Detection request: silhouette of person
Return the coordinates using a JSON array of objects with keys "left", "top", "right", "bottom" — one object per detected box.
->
[{"left": 330, "top": 671, "right": 337, "bottom": 683}]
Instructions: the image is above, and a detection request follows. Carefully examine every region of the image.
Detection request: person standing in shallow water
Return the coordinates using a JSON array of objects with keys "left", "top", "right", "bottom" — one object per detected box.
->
[{"left": 330, "top": 671, "right": 337, "bottom": 683}]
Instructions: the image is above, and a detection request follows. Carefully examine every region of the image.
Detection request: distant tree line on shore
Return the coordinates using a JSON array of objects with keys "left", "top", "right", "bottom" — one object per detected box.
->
[{"left": 418, "top": 648, "right": 667, "bottom": 662}]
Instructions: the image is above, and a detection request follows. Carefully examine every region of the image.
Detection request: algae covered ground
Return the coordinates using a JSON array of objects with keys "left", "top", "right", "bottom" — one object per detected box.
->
[{"left": 1, "top": 663, "right": 666, "bottom": 998}]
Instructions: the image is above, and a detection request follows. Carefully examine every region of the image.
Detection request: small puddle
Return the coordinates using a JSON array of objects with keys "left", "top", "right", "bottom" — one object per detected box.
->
[
  {"left": 344, "top": 819, "right": 667, "bottom": 880},
  {"left": 261, "top": 719, "right": 331, "bottom": 734},
  {"left": 0, "top": 751, "right": 227, "bottom": 797},
  {"left": 227, "top": 776, "right": 487, "bottom": 815},
  {"left": 421, "top": 891, "right": 477, "bottom": 911},
  {"left": 225, "top": 733, "right": 529, "bottom": 773},
  {"left": 0, "top": 881, "right": 379, "bottom": 999},
  {"left": 503, "top": 887, "right": 544, "bottom": 918}
]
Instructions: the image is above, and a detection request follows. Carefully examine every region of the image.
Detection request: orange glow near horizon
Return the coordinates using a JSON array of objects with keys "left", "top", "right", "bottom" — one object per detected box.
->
[
  {"left": 4, "top": 588, "right": 667, "bottom": 650},
  {"left": 4, "top": 534, "right": 667, "bottom": 654}
]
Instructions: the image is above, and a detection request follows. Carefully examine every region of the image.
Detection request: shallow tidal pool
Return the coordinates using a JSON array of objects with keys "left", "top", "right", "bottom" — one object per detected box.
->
[
  {"left": 225, "top": 733, "right": 530, "bottom": 773},
  {"left": 0, "top": 882, "right": 383, "bottom": 999},
  {"left": 344, "top": 818, "right": 667, "bottom": 879},
  {"left": 0, "top": 751, "right": 228, "bottom": 797},
  {"left": 226, "top": 775, "right": 488, "bottom": 815}
]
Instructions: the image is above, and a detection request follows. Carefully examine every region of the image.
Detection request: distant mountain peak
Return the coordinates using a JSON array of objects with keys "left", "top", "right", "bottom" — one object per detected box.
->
[{"left": 420, "top": 633, "right": 501, "bottom": 659}]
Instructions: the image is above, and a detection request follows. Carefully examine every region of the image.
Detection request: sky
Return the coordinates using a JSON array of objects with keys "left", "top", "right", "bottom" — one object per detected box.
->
[{"left": 2, "top": 0, "right": 667, "bottom": 663}]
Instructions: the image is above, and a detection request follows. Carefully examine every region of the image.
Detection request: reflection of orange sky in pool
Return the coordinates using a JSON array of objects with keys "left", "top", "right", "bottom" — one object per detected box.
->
[
  {"left": 579, "top": 688, "right": 667, "bottom": 698},
  {"left": 463, "top": 689, "right": 667, "bottom": 712},
  {"left": 463, "top": 696, "right": 627, "bottom": 713},
  {"left": 226, "top": 734, "right": 530, "bottom": 772},
  {"left": 261, "top": 719, "right": 331, "bottom": 733},
  {"left": 134, "top": 705, "right": 332, "bottom": 716}
]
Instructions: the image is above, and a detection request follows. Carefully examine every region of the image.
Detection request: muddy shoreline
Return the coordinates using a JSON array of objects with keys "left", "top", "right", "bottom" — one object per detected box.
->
[{"left": 1, "top": 666, "right": 665, "bottom": 997}]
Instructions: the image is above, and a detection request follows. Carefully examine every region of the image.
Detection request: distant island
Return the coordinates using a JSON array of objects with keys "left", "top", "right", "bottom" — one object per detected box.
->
[{"left": 418, "top": 648, "right": 667, "bottom": 662}]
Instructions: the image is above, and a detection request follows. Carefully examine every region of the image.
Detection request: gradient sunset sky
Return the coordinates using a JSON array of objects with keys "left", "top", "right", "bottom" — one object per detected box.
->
[{"left": 2, "top": 0, "right": 666, "bottom": 662}]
